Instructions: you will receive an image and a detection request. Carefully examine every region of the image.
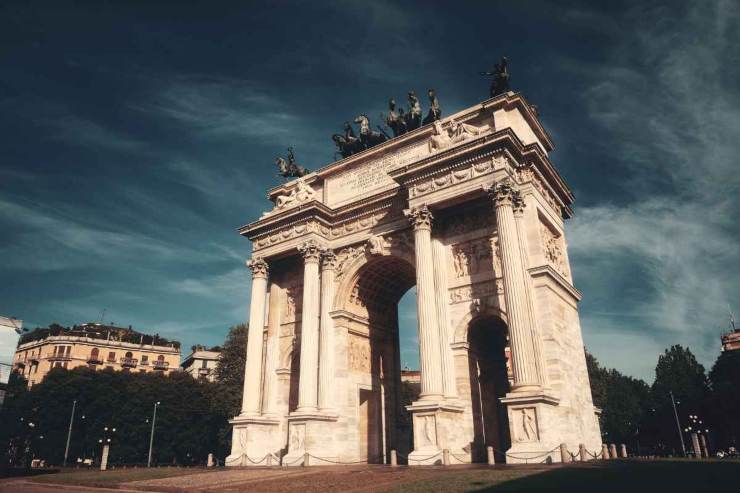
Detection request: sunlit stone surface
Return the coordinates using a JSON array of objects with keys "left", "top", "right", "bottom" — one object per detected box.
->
[{"left": 227, "top": 93, "right": 601, "bottom": 467}]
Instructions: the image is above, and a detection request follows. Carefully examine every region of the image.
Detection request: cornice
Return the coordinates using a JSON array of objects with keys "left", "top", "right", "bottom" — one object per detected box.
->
[{"left": 528, "top": 264, "right": 582, "bottom": 302}]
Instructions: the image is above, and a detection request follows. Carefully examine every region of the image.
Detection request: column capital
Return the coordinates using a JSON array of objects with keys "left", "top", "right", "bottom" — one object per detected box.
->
[
  {"left": 246, "top": 257, "right": 269, "bottom": 279},
  {"left": 298, "top": 240, "right": 323, "bottom": 263},
  {"left": 486, "top": 181, "right": 519, "bottom": 208},
  {"left": 404, "top": 204, "right": 433, "bottom": 231},
  {"left": 321, "top": 249, "right": 337, "bottom": 271}
]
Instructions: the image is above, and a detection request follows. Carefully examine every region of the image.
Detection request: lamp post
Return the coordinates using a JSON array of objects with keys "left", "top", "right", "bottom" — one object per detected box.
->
[
  {"left": 669, "top": 392, "right": 687, "bottom": 456},
  {"left": 98, "top": 426, "right": 116, "bottom": 471},
  {"left": 147, "top": 401, "right": 160, "bottom": 467},
  {"left": 63, "top": 400, "right": 77, "bottom": 467},
  {"left": 685, "top": 414, "right": 710, "bottom": 458}
]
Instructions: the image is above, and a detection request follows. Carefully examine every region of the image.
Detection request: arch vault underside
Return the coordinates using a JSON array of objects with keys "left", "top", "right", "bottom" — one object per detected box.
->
[{"left": 226, "top": 93, "right": 602, "bottom": 466}]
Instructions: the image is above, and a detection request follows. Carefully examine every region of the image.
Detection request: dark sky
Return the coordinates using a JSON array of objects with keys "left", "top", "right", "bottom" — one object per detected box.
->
[{"left": 1, "top": 1, "right": 738, "bottom": 380}]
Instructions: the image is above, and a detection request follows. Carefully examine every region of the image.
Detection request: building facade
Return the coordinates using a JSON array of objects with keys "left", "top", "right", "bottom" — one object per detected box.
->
[
  {"left": 181, "top": 349, "right": 221, "bottom": 382},
  {"left": 227, "top": 93, "right": 601, "bottom": 466},
  {"left": 13, "top": 323, "right": 180, "bottom": 387},
  {"left": 721, "top": 329, "right": 740, "bottom": 352}
]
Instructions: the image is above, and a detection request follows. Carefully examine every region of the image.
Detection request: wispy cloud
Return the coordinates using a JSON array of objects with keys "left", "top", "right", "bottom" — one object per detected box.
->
[
  {"left": 564, "top": 0, "right": 740, "bottom": 379},
  {"left": 39, "top": 114, "right": 145, "bottom": 152},
  {"left": 132, "top": 75, "right": 303, "bottom": 141}
]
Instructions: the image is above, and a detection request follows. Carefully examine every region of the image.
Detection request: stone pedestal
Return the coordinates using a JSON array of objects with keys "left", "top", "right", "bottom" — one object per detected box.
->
[
  {"left": 282, "top": 413, "right": 339, "bottom": 466},
  {"left": 501, "top": 390, "right": 560, "bottom": 463},
  {"left": 226, "top": 416, "right": 280, "bottom": 467},
  {"left": 406, "top": 401, "right": 466, "bottom": 465}
]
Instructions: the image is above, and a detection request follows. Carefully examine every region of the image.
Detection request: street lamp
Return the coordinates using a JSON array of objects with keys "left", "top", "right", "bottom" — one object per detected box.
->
[{"left": 147, "top": 402, "right": 160, "bottom": 468}]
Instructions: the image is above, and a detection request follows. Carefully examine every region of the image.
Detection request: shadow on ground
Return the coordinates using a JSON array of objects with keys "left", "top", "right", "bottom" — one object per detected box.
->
[{"left": 467, "top": 460, "right": 739, "bottom": 493}]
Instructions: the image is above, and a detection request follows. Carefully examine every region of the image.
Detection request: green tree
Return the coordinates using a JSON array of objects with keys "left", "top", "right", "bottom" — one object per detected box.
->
[
  {"left": 708, "top": 350, "right": 740, "bottom": 451},
  {"left": 650, "top": 345, "right": 708, "bottom": 454},
  {"left": 586, "top": 351, "right": 651, "bottom": 451}
]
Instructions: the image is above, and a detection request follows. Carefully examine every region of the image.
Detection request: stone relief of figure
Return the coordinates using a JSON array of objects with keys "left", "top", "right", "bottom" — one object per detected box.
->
[
  {"left": 429, "top": 120, "right": 451, "bottom": 152},
  {"left": 405, "top": 91, "right": 422, "bottom": 131},
  {"left": 421, "top": 415, "right": 436, "bottom": 446},
  {"left": 275, "top": 178, "right": 316, "bottom": 209},
  {"left": 289, "top": 425, "right": 305, "bottom": 451},
  {"left": 422, "top": 88, "right": 441, "bottom": 125},
  {"left": 367, "top": 234, "right": 390, "bottom": 256},
  {"left": 480, "top": 56, "right": 510, "bottom": 97},
  {"left": 449, "top": 119, "right": 482, "bottom": 144},
  {"left": 518, "top": 408, "right": 538, "bottom": 442}
]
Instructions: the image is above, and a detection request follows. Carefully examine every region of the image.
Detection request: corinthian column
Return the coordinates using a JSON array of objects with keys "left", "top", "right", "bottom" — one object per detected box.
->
[
  {"left": 318, "top": 249, "right": 337, "bottom": 412},
  {"left": 488, "top": 183, "right": 540, "bottom": 390},
  {"left": 261, "top": 281, "right": 281, "bottom": 415},
  {"left": 241, "top": 257, "right": 269, "bottom": 415},
  {"left": 405, "top": 205, "right": 444, "bottom": 401},
  {"left": 431, "top": 238, "right": 457, "bottom": 400},
  {"left": 296, "top": 240, "right": 322, "bottom": 412},
  {"left": 512, "top": 194, "right": 548, "bottom": 387}
]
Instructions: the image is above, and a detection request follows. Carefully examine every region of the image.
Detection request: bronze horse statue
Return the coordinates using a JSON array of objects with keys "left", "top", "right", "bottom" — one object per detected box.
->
[
  {"left": 275, "top": 147, "right": 309, "bottom": 178},
  {"left": 354, "top": 114, "right": 387, "bottom": 149}
]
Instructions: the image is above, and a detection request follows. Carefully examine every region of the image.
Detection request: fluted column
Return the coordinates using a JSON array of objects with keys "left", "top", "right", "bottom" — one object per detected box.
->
[
  {"left": 261, "top": 281, "right": 281, "bottom": 414},
  {"left": 512, "top": 194, "right": 548, "bottom": 387},
  {"left": 241, "top": 257, "right": 269, "bottom": 415},
  {"left": 488, "top": 183, "right": 540, "bottom": 390},
  {"left": 296, "top": 240, "right": 322, "bottom": 412},
  {"left": 405, "top": 205, "right": 444, "bottom": 401},
  {"left": 431, "top": 238, "right": 457, "bottom": 399},
  {"left": 318, "top": 249, "right": 337, "bottom": 412}
]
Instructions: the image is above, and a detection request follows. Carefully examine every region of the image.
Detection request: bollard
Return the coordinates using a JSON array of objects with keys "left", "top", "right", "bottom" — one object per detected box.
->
[
  {"left": 579, "top": 444, "right": 586, "bottom": 462},
  {"left": 560, "top": 443, "right": 570, "bottom": 463},
  {"left": 390, "top": 449, "right": 398, "bottom": 467},
  {"left": 303, "top": 452, "right": 310, "bottom": 467},
  {"left": 700, "top": 435, "right": 709, "bottom": 458},
  {"left": 601, "top": 444, "right": 609, "bottom": 460},
  {"left": 100, "top": 444, "right": 110, "bottom": 471},
  {"left": 267, "top": 454, "right": 272, "bottom": 466},
  {"left": 487, "top": 446, "right": 495, "bottom": 465},
  {"left": 620, "top": 444, "right": 627, "bottom": 458},
  {"left": 207, "top": 453, "right": 214, "bottom": 468},
  {"left": 443, "top": 449, "right": 450, "bottom": 466},
  {"left": 609, "top": 444, "right": 618, "bottom": 459}
]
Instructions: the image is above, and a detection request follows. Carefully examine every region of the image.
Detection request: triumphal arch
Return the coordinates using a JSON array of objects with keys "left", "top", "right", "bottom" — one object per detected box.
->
[{"left": 227, "top": 92, "right": 601, "bottom": 466}]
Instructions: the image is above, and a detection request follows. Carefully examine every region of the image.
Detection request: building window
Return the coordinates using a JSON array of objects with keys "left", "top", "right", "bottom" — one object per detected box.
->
[
  {"left": 125, "top": 351, "right": 133, "bottom": 358},
  {"left": 107, "top": 351, "right": 116, "bottom": 362},
  {"left": 141, "top": 355, "right": 148, "bottom": 364},
  {"left": 91, "top": 348, "right": 99, "bottom": 360},
  {"left": 65, "top": 346, "right": 71, "bottom": 357},
  {"left": 201, "top": 359, "right": 208, "bottom": 369},
  {"left": 157, "top": 355, "right": 164, "bottom": 362}
]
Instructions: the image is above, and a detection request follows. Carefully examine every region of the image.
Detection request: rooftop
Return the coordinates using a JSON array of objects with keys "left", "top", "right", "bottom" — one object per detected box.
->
[{"left": 17, "top": 322, "right": 181, "bottom": 350}]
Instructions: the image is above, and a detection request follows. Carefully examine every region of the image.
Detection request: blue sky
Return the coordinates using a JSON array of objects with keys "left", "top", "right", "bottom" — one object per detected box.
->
[{"left": 1, "top": 1, "right": 738, "bottom": 381}]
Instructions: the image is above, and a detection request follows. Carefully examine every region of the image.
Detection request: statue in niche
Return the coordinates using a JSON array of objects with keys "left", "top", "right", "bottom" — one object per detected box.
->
[
  {"left": 480, "top": 56, "right": 510, "bottom": 97},
  {"left": 275, "top": 147, "right": 309, "bottom": 178},
  {"left": 289, "top": 425, "right": 305, "bottom": 451},
  {"left": 382, "top": 98, "right": 407, "bottom": 137},
  {"left": 405, "top": 91, "right": 422, "bottom": 131},
  {"left": 422, "top": 89, "right": 441, "bottom": 125}
]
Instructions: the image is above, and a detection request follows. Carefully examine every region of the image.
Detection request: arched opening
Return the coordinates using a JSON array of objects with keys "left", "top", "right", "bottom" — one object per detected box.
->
[
  {"left": 467, "top": 315, "right": 511, "bottom": 462},
  {"left": 343, "top": 254, "right": 417, "bottom": 464}
]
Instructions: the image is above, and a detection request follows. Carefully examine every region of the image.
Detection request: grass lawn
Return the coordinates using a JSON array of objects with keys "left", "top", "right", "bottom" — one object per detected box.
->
[
  {"left": 30, "top": 466, "right": 213, "bottom": 488},
  {"left": 390, "top": 460, "right": 740, "bottom": 493}
]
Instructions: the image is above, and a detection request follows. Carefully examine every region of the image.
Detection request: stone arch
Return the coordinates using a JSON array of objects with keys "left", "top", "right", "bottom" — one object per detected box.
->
[{"left": 453, "top": 306, "right": 508, "bottom": 344}]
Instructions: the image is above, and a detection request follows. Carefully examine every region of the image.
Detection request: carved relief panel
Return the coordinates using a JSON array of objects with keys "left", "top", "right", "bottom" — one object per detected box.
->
[
  {"left": 513, "top": 407, "right": 539, "bottom": 443},
  {"left": 540, "top": 222, "right": 568, "bottom": 278},
  {"left": 348, "top": 334, "right": 371, "bottom": 373},
  {"left": 451, "top": 237, "right": 494, "bottom": 279}
]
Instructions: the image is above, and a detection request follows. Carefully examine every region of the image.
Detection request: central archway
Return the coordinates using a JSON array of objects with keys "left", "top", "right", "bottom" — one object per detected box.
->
[{"left": 336, "top": 253, "right": 417, "bottom": 463}]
